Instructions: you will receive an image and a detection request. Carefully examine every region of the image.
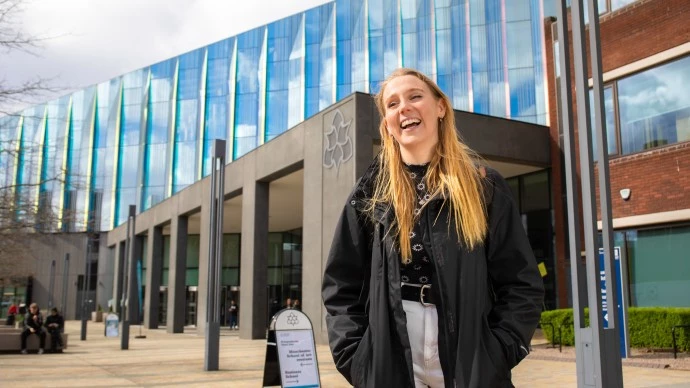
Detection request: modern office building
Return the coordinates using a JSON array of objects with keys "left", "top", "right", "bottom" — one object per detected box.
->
[{"left": 0, "top": 0, "right": 686, "bottom": 342}]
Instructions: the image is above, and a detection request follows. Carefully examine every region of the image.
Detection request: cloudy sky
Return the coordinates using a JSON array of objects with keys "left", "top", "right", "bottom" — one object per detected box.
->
[{"left": 2, "top": 0, "right": 331, "bottom": 113}]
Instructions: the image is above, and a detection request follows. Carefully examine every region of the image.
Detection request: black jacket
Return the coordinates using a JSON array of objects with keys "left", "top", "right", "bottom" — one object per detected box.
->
[
  {"left": 322, "top": 162, "right": 544, "bottom": 388},
  {"left": 24, "top": 310, "right": 44, "bottom": 331},
  {"left": 45, "top": 314, "right": 64, "bottom": 331}
]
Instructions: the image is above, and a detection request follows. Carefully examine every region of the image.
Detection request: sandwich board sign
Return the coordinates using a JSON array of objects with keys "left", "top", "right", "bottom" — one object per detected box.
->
[
  {"left": 105, "top": 313, "right": 119, "bottom": 337},
  {"left": 262, "top": 309, "right": 321, "bottom": 388}
]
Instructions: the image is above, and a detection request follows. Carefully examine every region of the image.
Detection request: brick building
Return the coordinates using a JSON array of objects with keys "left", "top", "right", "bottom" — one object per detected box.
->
[{"left": 545, "top": 0, "right": 690, "bottom": 308}]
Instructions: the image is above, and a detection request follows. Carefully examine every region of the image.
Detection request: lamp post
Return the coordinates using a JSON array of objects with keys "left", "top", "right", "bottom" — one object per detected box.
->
[
  {"left": 204, "top": 139, "right": 225, "bottom": 371},
  {"left": 121, "top": 205, "right": 136, "bottom": 350},
  {"left": 556, "top": 0, "right": 624, "bottom": 386}
]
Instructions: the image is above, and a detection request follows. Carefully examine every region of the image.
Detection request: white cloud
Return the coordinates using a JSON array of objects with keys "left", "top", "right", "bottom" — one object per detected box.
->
[{"left": 2, "top": 0, "right": 331, "bottom": 112}]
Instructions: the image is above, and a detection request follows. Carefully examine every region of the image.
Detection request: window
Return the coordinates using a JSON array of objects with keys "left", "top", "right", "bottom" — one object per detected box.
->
[
  {"left": 589, "top": 55, "right": 690, "bottom": 158},
  {"left": 607, "top": 225, "right": 690, "bottom": 308}
]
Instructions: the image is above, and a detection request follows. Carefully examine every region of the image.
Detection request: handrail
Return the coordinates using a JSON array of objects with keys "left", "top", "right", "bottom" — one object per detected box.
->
[
  {"left": 672, "top": 324, "right": 690, "bottom": 359},
  {"left": 539, "top": 320, "right": 563, "bottom": 353}
]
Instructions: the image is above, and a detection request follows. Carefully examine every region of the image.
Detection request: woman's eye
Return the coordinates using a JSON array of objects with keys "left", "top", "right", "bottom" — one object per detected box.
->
[
  {"left": 411, "top": 94, "right": 421, "bottom": 100},
  {"left": 387, "top": 101, "right": 398, "bottom": 108}
]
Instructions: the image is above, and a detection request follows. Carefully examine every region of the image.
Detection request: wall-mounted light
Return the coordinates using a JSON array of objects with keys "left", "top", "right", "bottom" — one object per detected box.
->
[{"left": 620, "top": 188, "right": 631, "bottom": 201}]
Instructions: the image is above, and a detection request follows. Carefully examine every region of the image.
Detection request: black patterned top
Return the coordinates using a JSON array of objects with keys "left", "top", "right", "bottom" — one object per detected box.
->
[{"left": 400, "top": 163, "right": 433, "bottom": 286}]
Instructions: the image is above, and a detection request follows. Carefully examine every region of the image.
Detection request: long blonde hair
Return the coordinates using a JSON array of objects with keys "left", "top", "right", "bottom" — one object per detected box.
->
[{"left": 370, "top": 68, "right": 487, "bottom": 262}]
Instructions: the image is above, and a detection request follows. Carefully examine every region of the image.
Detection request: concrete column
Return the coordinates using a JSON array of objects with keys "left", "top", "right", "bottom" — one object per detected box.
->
[
  {"left": 303, "top": 96, "right": 378, "bottom": 344},
  {"left": 97, "top": 234, "right": 115, "bottom": 317},
  {"left": 239, "top": 156, "right": 269, "bottom": 339},
  {"left": 144, "top": 226, "right": 163, "bottom": 329},
  {"left": 167, "top": 215, "right": 188, "bottom": 333},
  {"left": 113, "top": 241, "right": 126, "bottom": 315}
]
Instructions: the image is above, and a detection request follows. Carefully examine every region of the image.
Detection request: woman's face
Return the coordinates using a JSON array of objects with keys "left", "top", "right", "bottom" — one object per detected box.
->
[{"left": 382, "top": 75, "right": 446, "bottom": 162}]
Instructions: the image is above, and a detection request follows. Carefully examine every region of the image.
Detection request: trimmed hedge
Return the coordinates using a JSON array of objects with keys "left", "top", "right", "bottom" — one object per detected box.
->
[{"left": 540, "top": 307, "right": 690, "bottom": 351}]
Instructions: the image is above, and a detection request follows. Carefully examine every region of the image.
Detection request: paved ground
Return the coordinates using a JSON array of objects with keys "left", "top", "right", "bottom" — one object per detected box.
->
[{"left": 1, "top": 321, "right": 689, "bottom": 387}]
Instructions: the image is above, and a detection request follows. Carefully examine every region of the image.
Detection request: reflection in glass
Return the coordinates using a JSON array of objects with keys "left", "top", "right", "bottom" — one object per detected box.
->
[{"left": 618, "top": 56, "right": 690, "bottom": 154}]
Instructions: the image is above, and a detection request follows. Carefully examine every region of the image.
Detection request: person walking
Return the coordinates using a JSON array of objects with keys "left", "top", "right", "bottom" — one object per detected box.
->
[
  {"left": 322, "top": 68, "right": 544, "bottom": 387},
  {"left": 228, "top": 300, "right": 239, "bottom": 330}
]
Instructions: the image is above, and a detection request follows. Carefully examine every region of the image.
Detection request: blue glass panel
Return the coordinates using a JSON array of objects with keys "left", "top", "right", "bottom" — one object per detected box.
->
[
  {"left": 266, "top": 90, "right": 289, "bottom": 138},
  {"left": 401, "top": 0, "right": 435, "bottom": 77},
  {"left": 509, "top": 68, "right": 537, "bottom": 120},
  {"left": 506, "top": 0, "right": 530, "bottom": 21},
  {"left": 175, "top": 99, "right": 198, "bottom": 142},
  {"left": 233, "top": 27, "right": 264, "bottom": 158},
  {"left": 145, "top": 144, "right": 167, "bottom": 187},
  {"left": 179, "top": 49, "right": 203, "bottom": 70},
  {"left": 151, "top": 59, "right": 175, "bottom": 79},
  {"left": 203, "top": 41, "right": 232, "bottom": 173},
  {"left": 116, "top": 188, "right": 136, "bottom": 225},
  {"left": 205, "top": 96, "right": 228, "bottom": 141},
  {"left": 618, "top": 56, "right": 690, "bottom": 154},
  {"left": 208, "top": 38, "right": 232, "bottom": 59},
  {"left": 119, "top": 146, "right": 139, "bottom": 188},
  {"left": 530, "top": 0, "right": 547, "bottom": 125},
  {"left": 173, "top": 141, "right": 196, "bottom": 189}
]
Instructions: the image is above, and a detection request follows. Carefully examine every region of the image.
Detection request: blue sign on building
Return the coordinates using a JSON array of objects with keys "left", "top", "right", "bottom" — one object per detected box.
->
[{"left": 598, "top": 247, "right": 629, "bottom": 358}]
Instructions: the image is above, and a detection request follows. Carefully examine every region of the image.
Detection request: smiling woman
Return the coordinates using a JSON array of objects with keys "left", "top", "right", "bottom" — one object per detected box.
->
[
  {"left": 322, "top": 68, "right": 544, "bottom": 387},
  {"left": 381, "top": 74, "right": 446, "bottom": 165}
]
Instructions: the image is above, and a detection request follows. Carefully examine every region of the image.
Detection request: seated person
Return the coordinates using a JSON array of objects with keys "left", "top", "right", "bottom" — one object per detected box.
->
[
  {"left": 6, "top": 303, "right": 17, "bottom": 326},
  {"left": 45, "top": 308, "right": 64, "bottom": 352},
  {"left": 20, "top": 303, "right": 46, "bottom": 354}
]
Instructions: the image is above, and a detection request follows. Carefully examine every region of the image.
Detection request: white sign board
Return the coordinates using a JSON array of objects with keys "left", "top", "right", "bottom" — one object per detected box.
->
[
  {"left": 276, "top": 330, "right": 319, "bottom": 387},
  {"left": 105, "top": 313, "right": 119, "bottom": 337},
  {"left": 273, "top": 310, "right": 320, "bottom": 388}
]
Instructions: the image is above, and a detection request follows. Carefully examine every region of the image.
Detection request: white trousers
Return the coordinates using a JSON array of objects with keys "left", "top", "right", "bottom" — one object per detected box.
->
[{"left": 403, "top": 299, "right": 446, "bottom": 388}]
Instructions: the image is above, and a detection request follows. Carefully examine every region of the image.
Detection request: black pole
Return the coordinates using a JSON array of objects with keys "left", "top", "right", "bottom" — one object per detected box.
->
[
  {"left": 80, "top": 239, "right": 92, "bottom": 341},
  {"left": 48, "top": 260, "right": 56, "bottom": 309},
  {"left": 121, "top": 205, "right": 136, "bottom": 350},
  {"left": 61, "top": 253, "right": 69, "bottom": 318}
]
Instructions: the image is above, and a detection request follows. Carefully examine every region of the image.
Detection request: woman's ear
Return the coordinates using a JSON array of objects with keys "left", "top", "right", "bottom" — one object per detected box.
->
[{"left": 437, "top": 100, "right": 447, "bottom": 120}]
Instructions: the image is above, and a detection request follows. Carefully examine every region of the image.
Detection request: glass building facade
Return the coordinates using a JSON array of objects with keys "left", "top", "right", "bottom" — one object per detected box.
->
[{"left": 0, "top": 0, "right": 551, "bottom": 230}]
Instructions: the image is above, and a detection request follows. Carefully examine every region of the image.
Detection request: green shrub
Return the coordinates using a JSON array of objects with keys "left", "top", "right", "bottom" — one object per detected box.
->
[{"left": 540, "top": 307, "right": 690, "bottom": 351}]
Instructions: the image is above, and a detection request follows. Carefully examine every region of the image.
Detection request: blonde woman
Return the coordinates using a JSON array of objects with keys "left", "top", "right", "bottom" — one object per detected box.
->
[{"left": 322, "top": 68, "right": 544, "bottom": 388}]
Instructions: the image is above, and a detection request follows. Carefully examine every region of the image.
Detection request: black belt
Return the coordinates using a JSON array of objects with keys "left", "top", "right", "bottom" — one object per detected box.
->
[{"left": 401, "top": 283, "right": 436, "bottom": 306}]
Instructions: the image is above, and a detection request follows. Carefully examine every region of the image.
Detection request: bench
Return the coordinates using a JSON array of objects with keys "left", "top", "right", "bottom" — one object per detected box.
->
[{"left": 0, "top": 329, "right": 69, "bottom": 352}]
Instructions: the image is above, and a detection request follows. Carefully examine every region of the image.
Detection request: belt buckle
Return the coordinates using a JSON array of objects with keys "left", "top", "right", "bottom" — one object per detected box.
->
[{"left": 420, "top": 284, "right": 432, "bottom": 306}]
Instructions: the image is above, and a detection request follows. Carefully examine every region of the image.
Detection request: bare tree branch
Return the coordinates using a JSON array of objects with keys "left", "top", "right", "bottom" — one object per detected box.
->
[{"left": 0, "top": 1, "right": 73, "bottom": 279}]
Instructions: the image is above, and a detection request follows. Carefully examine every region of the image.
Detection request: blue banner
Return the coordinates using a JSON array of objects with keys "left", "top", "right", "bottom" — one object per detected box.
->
[{"left": 599, "top": 247, "right": 628, "bottom": 358}]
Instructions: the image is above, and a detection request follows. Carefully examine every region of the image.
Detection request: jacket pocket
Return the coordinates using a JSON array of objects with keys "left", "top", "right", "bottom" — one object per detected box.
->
[
  {"left": 480, "top": 317, "right": 510, "bottom": 379},
  {"left": 350, "top": 327, "right": 372, "bottom": 387}
]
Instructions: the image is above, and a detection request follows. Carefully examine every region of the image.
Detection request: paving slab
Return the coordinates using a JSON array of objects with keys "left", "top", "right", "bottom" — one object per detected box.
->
[{"left": 0, "top": 321, "right": 688, "bottom": 387}]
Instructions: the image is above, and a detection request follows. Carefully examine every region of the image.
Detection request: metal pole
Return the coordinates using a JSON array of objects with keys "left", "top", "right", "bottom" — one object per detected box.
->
[
  {"left": 205, "top": 139, "right": 225, "bottom": 371},
  {"left": 80, "top": 240, "right": 92, "bottom": 341},
  {"left": 61, "top": 253, "right": 69, "bottom": 318},
  {"left": 587, "top": 0, "right": 624, "bottom": 380},
  {"left": 558, "top": 0, "right": 624, "bottom": 386},
  {"left": 555, "top": 1, "right": 587, "bottom": 382},
  {"left": 121, "top": 205, "right": 136, "bottom": 350},
  {"left": 48, "top": 260, "right": 56, "bottom": 309}
]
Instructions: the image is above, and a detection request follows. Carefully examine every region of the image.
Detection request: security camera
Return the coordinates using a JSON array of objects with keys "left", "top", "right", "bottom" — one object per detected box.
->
[{"left": 619, "top": 188, "right": 631, "bottom": 201}]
